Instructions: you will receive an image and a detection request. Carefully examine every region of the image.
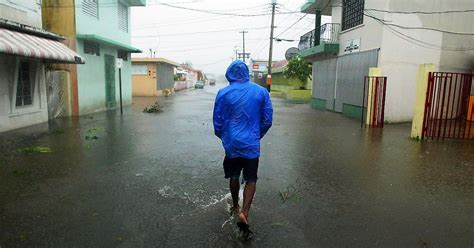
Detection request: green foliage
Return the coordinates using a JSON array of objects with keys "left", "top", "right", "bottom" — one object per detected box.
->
[
  {"left": 18, "top": 146, "right": 52, "bottom": 154},
  {"left": 143, "top": 102, "right": 163, "bottom": 113},
  {"left": 283, "top": 57, "right": 312, "bottom": 89}
]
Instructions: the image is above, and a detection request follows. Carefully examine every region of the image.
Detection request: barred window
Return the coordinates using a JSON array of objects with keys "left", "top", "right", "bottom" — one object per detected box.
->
[
  {"left": 82, "top": 0, "right": 99, "bottom": 19},
  {"left": 117, "top": 50, "right": 128, "bottom": 61},
  {"left": 118, "top": 2, "right": 128, "bottom": 32},
  {"left": 84, "top": 41, "right": 100, "bottom": 56},
  {"left": 342, "top": 0, "right": 364, "bottom": 31},
  {"left": 16, "top": 61, "right": 34, "bottom": 107}
]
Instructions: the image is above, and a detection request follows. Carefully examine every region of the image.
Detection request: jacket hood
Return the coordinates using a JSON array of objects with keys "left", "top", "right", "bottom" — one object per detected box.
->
[{"left": 225, "top": 60, "right": 250, "bottom": 84}]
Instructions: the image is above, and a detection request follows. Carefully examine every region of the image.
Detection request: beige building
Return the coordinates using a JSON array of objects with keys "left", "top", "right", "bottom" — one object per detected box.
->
[{"left": 131, "top": 58, "right": 179, "bottom": 96}]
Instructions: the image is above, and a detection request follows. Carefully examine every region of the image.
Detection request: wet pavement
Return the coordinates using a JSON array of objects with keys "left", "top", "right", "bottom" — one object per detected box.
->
[{"left": 0, "top": 85, "right": 473, "bottom": 247}]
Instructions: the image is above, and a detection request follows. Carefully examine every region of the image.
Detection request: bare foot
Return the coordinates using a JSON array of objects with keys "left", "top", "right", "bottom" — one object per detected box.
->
[{"left": 238, "top": 212, "right": 248, "bottom": 225}]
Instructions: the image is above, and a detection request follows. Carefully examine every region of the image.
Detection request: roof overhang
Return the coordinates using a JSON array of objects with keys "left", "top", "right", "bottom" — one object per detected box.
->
[
  {"left": 77, "top": 34, "right": 141, "bottom": 53},
  {"left": 301, "top": 0, "right": 332, "bottom": 15},
  {"left": 132, "top": 57, "right": 180, "bottom": 67},
  {"left": 124, "top": 0, "right": 146, "bottom": 6},
  {"left": 0, "top": 27, "right": 85, "bottom": 64}
]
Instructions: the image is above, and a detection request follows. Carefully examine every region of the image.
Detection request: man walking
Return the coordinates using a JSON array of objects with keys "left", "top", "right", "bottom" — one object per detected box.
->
[{"left": 213, "top": 60, "right": 273, "bottom": 238}]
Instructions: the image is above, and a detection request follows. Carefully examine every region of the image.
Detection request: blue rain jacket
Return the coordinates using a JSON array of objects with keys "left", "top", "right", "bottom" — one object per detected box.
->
[{"left": 213, "top": 60, "right": 273, "bottom": 159}]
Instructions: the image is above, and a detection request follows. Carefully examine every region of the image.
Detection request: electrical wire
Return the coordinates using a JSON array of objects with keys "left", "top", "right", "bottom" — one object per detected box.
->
[
  {"left": 365, "top": 8, "right": 474, "bottom": 15},
  {"left": 194, "top": 57, "right": 233, "bottom": 66},
  {"left": 274, "top": 14, "right": 308, "bottom": 38},
  {"left": 364, "top": 12, "right": 474, "bottom": 51},
  {"left": 363, "top": 11, "right": 474, "bottom": 35},
  {"left": 157, "top": 3, "right": 299, "bottom": 17},
  {"left": 132, "top": 26, "right": 271, "bottom": 38}
]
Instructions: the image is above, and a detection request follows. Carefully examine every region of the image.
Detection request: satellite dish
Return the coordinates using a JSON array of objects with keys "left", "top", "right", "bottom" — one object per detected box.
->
[{"left": 285, "top": 47, "right": 299, "bottom": 60}]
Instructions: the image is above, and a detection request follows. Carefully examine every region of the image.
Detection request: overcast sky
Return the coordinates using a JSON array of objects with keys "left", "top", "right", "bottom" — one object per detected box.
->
[{"left": 131, "top": 0, "right": 330, "bottom": 76}]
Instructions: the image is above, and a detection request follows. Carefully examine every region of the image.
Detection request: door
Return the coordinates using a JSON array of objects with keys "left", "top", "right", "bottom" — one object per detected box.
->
[{"left": 104, "top": 54, "right": 116, "bottom": 109}]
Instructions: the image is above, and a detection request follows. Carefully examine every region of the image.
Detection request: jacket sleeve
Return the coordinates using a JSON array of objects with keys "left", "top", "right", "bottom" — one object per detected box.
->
[
  {"left": 260, "top": 90, "right": 273, "bottom": 138},
  {"left": 213, "top": 92, "right": 224, "bottom": 139}
]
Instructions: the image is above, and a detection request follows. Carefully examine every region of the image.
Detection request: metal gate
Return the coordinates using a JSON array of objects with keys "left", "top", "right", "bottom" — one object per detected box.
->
[
  {"left": 361, "top": 76, "right": 387, "bottom": 128},
  {"left": 422, "top": 72, "right": 473, "bottom": 140},
  {"left": 311, "top": 49, "right": 378, "bottom": 112}
]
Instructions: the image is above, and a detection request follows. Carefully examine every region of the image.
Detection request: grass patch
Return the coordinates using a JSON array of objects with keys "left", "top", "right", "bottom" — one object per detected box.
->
[{"left": 18, "top": 146, "right": 52, "bottom": 154}]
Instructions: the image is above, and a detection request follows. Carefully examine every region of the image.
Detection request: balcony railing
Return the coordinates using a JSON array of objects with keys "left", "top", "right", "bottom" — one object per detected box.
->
[{"left": 298, "top": 23, "right": 341, "bottom": 51}]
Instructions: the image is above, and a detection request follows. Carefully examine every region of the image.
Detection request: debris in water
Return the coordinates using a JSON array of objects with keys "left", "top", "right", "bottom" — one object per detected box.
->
[
  {"left": 143, "top": 102, "right": 163, "bottom": 113},
  {"left": 135, "top": 173, "right": 144, "bottom": 177},
  {"left": 51, "top": 129, "right": 65, "bottom": 135},
  {"left": 85, "top": 135, "right": 99, "bottom": 140},
  {"left": 420, "top": 237, "right": 428, "bottom": 248},
  {"left": 270, "top": 222, "right": 285, "bottom": 227},
  {"left": 87, "top": 127, "right": 104, "bottom": 133},
  {"left": 18, "top": 146, "right": 52, "bottom": 154},
  {"left": 279, "top": 185, "right": 300, "bottom": 203}
]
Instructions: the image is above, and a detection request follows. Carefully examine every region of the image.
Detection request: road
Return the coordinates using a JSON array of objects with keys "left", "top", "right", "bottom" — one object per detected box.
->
[{"left": 0, "top": 85, "right": 473, "bottom": 247}]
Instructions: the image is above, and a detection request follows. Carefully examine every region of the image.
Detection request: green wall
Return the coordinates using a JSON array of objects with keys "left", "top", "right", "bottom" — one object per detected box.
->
[
  {"left": 76, "top": 40, "right": 132, "bottom": 114},
  {"left": 342, "top": 103, "right": 364, "bottom": 121},
  {"left": 75, "top": 0, "right": 131, "bottom": 45},
  {"left": 311, "top": 98, "right": 326, "bottom": 110}
]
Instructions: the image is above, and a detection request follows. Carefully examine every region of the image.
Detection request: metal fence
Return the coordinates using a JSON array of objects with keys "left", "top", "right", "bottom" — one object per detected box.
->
[
  {"left": 422, "top": 72, "right": 473, "bottom": 140},
  {"left": 361, "top": 76, "right": 387, "bottom": 128},
  {"left": 298, "top": 23, "right": 341, "bottom": 51}
]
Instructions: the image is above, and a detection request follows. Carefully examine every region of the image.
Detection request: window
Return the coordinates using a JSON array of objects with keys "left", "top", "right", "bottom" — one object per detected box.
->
[
  {"left": 118, "top": 2, "right": 128, "bottom": 32},
  {"left": 118, "top": 50, "right": 128, "bottom": 61},
  {"left": 132, "top": 64, "right": 148, "bottom": 75},
  {"left": 15, "top": 61, "right": 34, "bottom": 107},
  {"left": 342, "top": 0, "right": 364, "bottom": 31},
  {"left": 84, "top": 41, "right": 100, "bottom": 56},
  {"left": 83, "top": 0, "right": 99, "bottom": 19}
]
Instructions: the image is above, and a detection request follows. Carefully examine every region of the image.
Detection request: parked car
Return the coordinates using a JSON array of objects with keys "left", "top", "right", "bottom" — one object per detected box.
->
[
  {"left": 195, "top": 80, "right": 205, "bottom": 89},
  {"left": 209, "top": 79, "right": 216, "bottom": 86}
]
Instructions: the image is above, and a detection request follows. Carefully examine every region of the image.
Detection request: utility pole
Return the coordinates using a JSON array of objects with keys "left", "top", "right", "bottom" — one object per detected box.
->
[
  {"left": 267, "top": 0, "right": 277, "bottom": 92},
  {"left": 239, "top": 30, "right": 248, "bottom": 62},
  {"left": 234, "top": 46, "right": 239, "bottom": 61}
]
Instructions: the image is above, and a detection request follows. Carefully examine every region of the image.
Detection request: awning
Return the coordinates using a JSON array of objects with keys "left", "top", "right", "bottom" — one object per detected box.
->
[
  {"left": 77, "top": 34, "right": 141, "bottom": 53},
  {"left": 0, "top": 28, "right": 85, "bottom": 64}
]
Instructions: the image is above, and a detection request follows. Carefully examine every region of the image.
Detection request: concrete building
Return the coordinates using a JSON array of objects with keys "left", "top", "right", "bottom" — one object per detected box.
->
[
  {"left": 0, "top": 1, "right": 84, "bottom": 133},
  {"left": 270, "top": 60, "right": 313, "bottom": 100},
  {"left": 131, "top": 57, "right": 179, "bottom": 96},
  {"left": 250, "top": 59, "right": 270, "bottom": 87},
  {"left": 42, "top": 0, "right": 145, "bottom": 115},
  {"left": 298, "top": 0, "right": 474, "bottom": 122}
]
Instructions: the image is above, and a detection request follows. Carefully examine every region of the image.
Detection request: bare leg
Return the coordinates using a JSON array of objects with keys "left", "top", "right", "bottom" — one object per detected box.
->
[
  {"left": 230, "top": 178, "right": 240, "bottom": 212},
  {"left": 239, "top": 182, "right": 256, "bottom": 224}
]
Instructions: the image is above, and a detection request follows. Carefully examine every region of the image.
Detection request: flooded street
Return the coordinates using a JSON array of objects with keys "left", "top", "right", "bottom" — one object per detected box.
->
[{"left": 1, "top": 86, "right": 473, "bottom": 247}]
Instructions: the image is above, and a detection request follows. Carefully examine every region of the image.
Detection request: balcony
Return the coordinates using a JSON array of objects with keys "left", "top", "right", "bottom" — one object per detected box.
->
[{"left": 298, "top": 23, "right": 340, "bottom": 59}]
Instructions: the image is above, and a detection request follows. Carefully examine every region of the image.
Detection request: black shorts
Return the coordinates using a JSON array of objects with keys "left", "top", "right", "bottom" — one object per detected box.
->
[{"left": 223, "top": 156, "right": 259, "bottom": 183}]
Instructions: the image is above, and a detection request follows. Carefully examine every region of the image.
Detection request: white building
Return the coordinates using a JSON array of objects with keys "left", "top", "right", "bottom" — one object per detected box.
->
[
  {"left": 299, "top": 0, "right": 474, "bottom": 122},
  {"left": 0, "top": 1, "right": 83, "bottom": 133}
]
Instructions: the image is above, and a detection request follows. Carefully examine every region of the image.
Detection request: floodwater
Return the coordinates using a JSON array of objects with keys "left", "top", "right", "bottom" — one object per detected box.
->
[{"left": 0, "top": 85, "right": 473, "bottom": 247}]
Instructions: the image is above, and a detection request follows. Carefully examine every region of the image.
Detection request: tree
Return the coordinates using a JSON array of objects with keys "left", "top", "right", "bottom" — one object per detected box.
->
[{"left": 283, "top": 57, "right": 312, "bottom": 89}]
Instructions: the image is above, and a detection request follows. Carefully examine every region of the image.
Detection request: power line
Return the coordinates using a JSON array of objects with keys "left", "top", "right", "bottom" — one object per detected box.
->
[
  {"left": 157, "top": 3, "right": 298, "bottom": 17},
  {"left": 364, "top": 12, "right": 474, "bottom": 51},
  {"left": 365, "top": 8, "right": 474, "bottom": 15},
  {"left": 274, "top": 14, "right": 308, "bottom": 38},
  {"left": 195, "top": 57, "right": 233, "bottom": 66},
  {"left": 364, "top": 11, "right": 474, "bottom": 35},
  {"left": 132, "top": 26, "right": 270, "bottom": 38}
]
